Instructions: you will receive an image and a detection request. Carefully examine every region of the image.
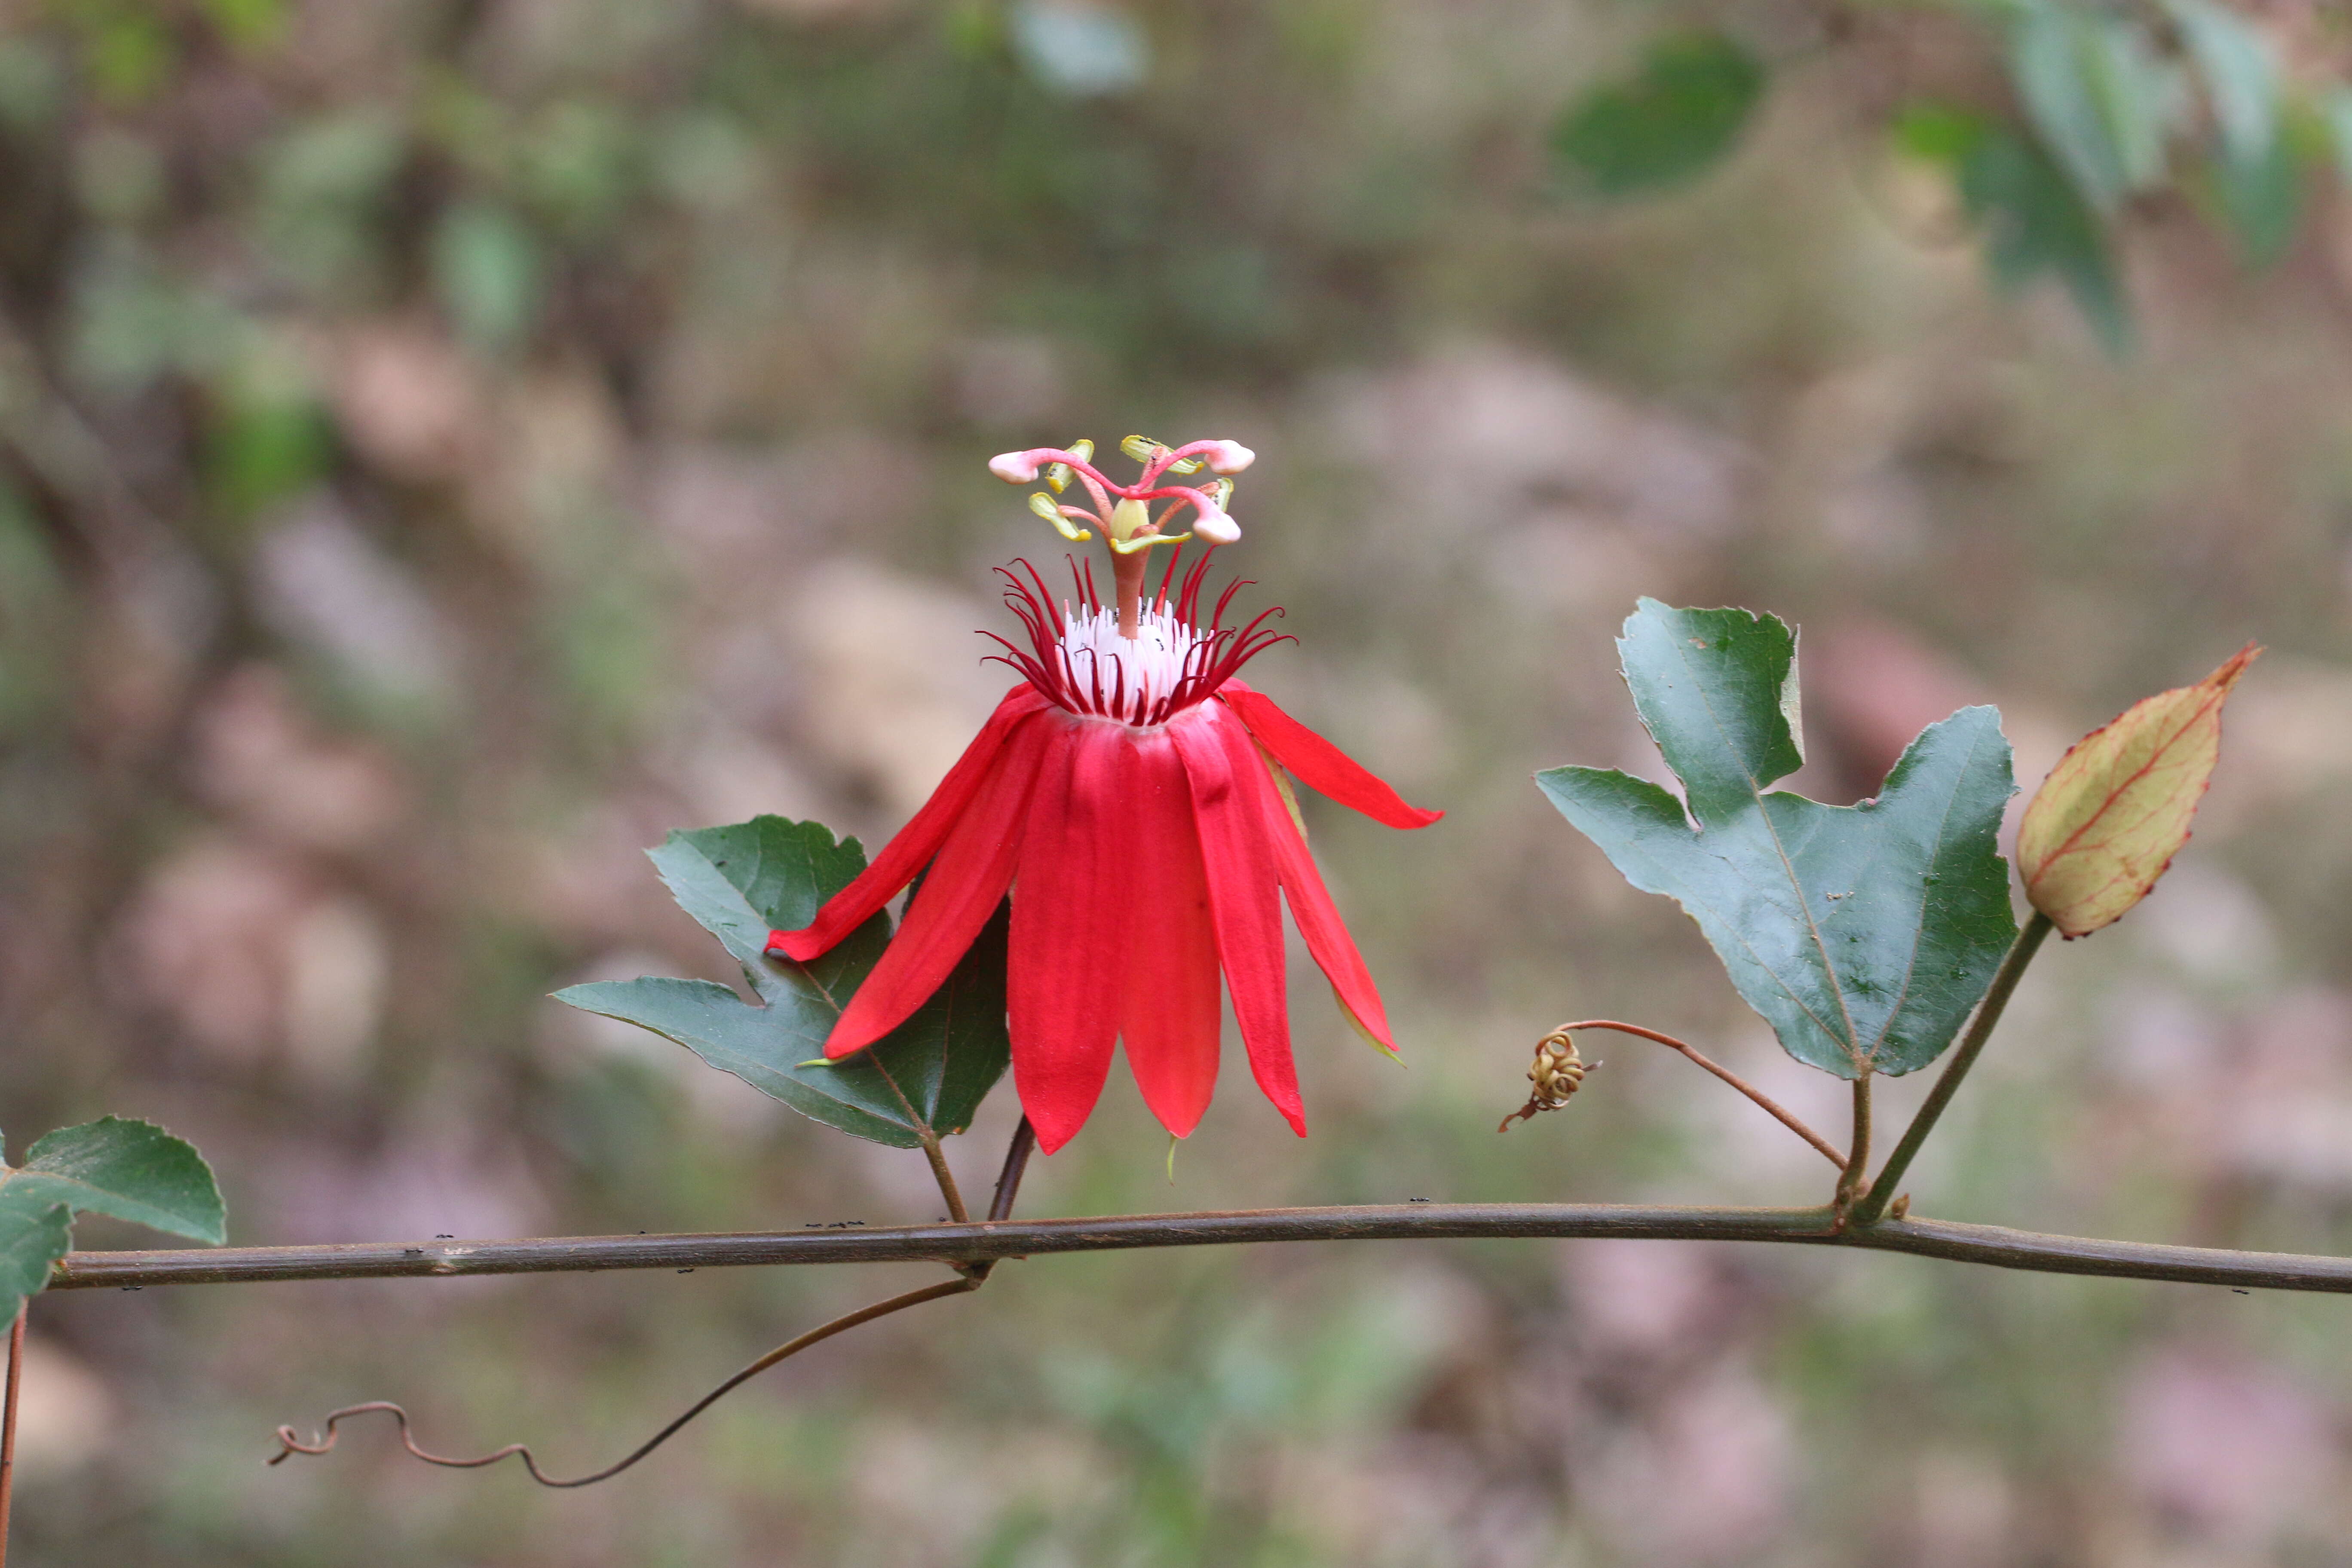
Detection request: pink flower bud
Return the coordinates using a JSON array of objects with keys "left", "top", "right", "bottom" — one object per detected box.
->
[
  {"left": 989, "top": 451, "right": 1041, "bottom": 484},
  {"left": 1204, "top": 441, "right": 1255, "bottom": 475}
]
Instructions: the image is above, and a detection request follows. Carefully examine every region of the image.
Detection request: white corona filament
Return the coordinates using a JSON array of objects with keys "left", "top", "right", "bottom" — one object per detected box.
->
[{"left": 1057, "top": 601, "right": 1204, "bottom": 717}]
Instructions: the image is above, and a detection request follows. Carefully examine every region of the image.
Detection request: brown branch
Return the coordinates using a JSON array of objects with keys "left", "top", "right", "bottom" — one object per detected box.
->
[
  {"left": 1550, "top": 1020, "right": 1846, "bottom": 1169},
  {"left": 46, "top": 1203, "right": 2352, "bottom": 1294},
  {"left": 270, "top": 1277, "right": 977, "bottom": 1487}
]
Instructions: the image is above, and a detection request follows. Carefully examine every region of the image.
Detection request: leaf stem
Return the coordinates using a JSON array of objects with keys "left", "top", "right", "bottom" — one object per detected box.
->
[
  {"left": 917, "top": 1132, "right": 969, "bottom": 1226},
  {"left": 0, "top": 1304, "right": 21, "bottom": 1568},
  {"left": 1837, "top": 1074, "right": 1872, "bottom": 1214},
  {"left": 1551, "top": 1020, "right": 1844, "bottom": 1169},
  {"left": 1851, "top": 912, "right": 2054, "bottom": 1227}
]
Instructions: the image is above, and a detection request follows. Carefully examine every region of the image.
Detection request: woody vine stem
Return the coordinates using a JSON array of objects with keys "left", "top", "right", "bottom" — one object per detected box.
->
[
  {"left": 23, "top": 910, "right": 2328, "bottom": 1505},
  {"left": 14, "top": 921, "right": 2333, "bottom": 1495}
]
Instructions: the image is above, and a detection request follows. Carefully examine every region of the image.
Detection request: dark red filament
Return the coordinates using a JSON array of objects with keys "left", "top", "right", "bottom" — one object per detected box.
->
[{"left": 982, "top": 551, "right": 1289, "bottom": 726}]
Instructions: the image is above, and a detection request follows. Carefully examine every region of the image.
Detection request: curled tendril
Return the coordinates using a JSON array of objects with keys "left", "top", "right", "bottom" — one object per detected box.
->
[
  {"left": 1498, "top": 1026, "right": 1599, "bottom": 1133},
  {"left": 269, "top": 1276, "right": 978, "bottom": 1488}
]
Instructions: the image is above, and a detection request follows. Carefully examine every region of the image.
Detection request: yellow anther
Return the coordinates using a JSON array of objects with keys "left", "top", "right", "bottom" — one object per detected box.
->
[
  {"left": 1119, "top": 435, "right": 1203, "bottom": 475},
  {"left": 1108, "top": 528, "right": 1190, "bottom": 555},
  {"left": 1202, "top": 477, "right": 1234, "bottom": 508},
  {"left": 1029, "top": 490, "right": 1092, "bottom": 541},
  {"left": 1046, "top": 437, "right": 1094, "bottom": 494}
]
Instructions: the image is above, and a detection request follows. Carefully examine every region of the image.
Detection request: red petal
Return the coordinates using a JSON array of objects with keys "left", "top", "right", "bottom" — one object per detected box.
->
[
  {"left": 1170, "top": 705, "right": 1305, "bottom": 1137},
  {"left": 1008, "top": 715, "right": 1128, "bottom": 1155},
  {"left": 823, "top": 713, "right": 1050, "bottom": 1058},
  {"left": 769, "top": 685, "right": 1050, "bottom": 962},
  {"left": 1219, "top": 684, "right": 1443, "bottom": 830},
  {"left": 1243, "top": 746, "right": 1398, "bottom": 1055},
  {"left": 1119, "top": 729, "right": 1222, "bottom": 1138}
]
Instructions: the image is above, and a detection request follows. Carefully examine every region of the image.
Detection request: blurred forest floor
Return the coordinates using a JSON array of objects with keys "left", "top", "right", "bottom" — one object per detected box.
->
[{"left": 8, "top": 1, "right": 2352, "bottom": 1564}]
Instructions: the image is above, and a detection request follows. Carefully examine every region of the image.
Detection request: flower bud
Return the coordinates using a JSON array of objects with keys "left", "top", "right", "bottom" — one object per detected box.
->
[
  {"left": 1204, "top": 441, "right": 1255, "bottom": 475},
  {"left": 989, "top": 451, "right": 1041, "bottom": 484},
  {"left": 2018, "top": 643, "right": 2260, "bottom": 937}
]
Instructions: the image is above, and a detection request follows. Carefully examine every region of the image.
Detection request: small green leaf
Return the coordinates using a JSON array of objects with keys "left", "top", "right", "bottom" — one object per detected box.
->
[
  {"left": 2201, "top": 132, "right": 2303, "bottom": 267},
  {"left": 559, "top": 816, "right": 1013, "bottom": 1147},
  {"left": 431, "top": 199, "right": 542, "bottom": 352},
  {"left": 15, "top": 1118, "right": 228, "bottom": 1245},
  {"left": 200, "top": 0, "right": 288, "bottom": 50},
  {"left": 1893, "top": 102, "right": 1990, "bottom": 165},
  {"left": 2009, "top": 3, "right": 2178, "bottom": 214},
  {"left": 1905, "top": 105, "right": 2131, "bottom": 354},
  {"left": 1549, "top": 31, "right": 1766, "bottom": 198},
  {"left": 0, "top": 1187, "right": 72, "bottom": 1321},
  {"left": 2165, "top": 0, "right": 2299, "bottom": 264},
  {"left": 2165, "top": 0, "right": 2277, "bottom": 168},
  {"left": 0, "top": 1117, "right": 227, "bottom": 1320},
  {"left": 1537, "top": 601, "right": 2019, "bottom": 1080}
]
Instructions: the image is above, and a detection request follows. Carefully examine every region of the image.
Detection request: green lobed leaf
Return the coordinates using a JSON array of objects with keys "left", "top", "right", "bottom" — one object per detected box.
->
[
  {"left": 1549, "top": 31, "right": 1766, "bottom": 199},
  {"left": 0, "top": 1117, "right": 227, "bottom": 1320},
  {"left": 1536, "top": 600, "right": 2019, "bottom": 1080},
  {"left": 557, "top": 815, "right": 1013, "bottom": 1148}
]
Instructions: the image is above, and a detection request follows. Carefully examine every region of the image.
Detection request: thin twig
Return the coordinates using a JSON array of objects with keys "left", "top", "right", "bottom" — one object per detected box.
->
[
  {"left": 1852, "top": 913, "right": 2053, "bottom": 1225},
  {"left": 0, "top": 1305, "right": 22, "bottom": 1568},
  {"left": 1551, "top": 1020, "right": 1845, "bottom": 1168},
  {"left": 52, "top": 1201, "right": 2352, "bottom": 1292},
  {"left": 269, "top": 1277, "right": 978, "bottom": 1487}
]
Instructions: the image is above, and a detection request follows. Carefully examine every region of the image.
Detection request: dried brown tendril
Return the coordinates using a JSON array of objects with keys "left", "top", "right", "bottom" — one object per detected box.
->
[{"left": 1498, "top": 1026, "right": 1600, "bottom": 1132}]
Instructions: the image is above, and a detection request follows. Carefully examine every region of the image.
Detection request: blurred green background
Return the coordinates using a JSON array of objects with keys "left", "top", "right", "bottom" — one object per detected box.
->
[{"left": 8, "top": 0, "right": 2352, "bottom": 1563}]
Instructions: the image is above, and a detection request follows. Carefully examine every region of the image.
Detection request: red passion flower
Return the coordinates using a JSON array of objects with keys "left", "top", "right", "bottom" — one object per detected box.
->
[{"left": 767, "top": 436, "right": 1441, "bottom": 1153}]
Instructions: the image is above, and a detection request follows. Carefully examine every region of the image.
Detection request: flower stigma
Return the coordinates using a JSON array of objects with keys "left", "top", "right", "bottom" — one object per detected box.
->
[
  {"left": 983, "top": 435, "right": 1284, "bottom": 728},
  {"left": 989, "top": 434, "right": 1253, "bottom": 640}
]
